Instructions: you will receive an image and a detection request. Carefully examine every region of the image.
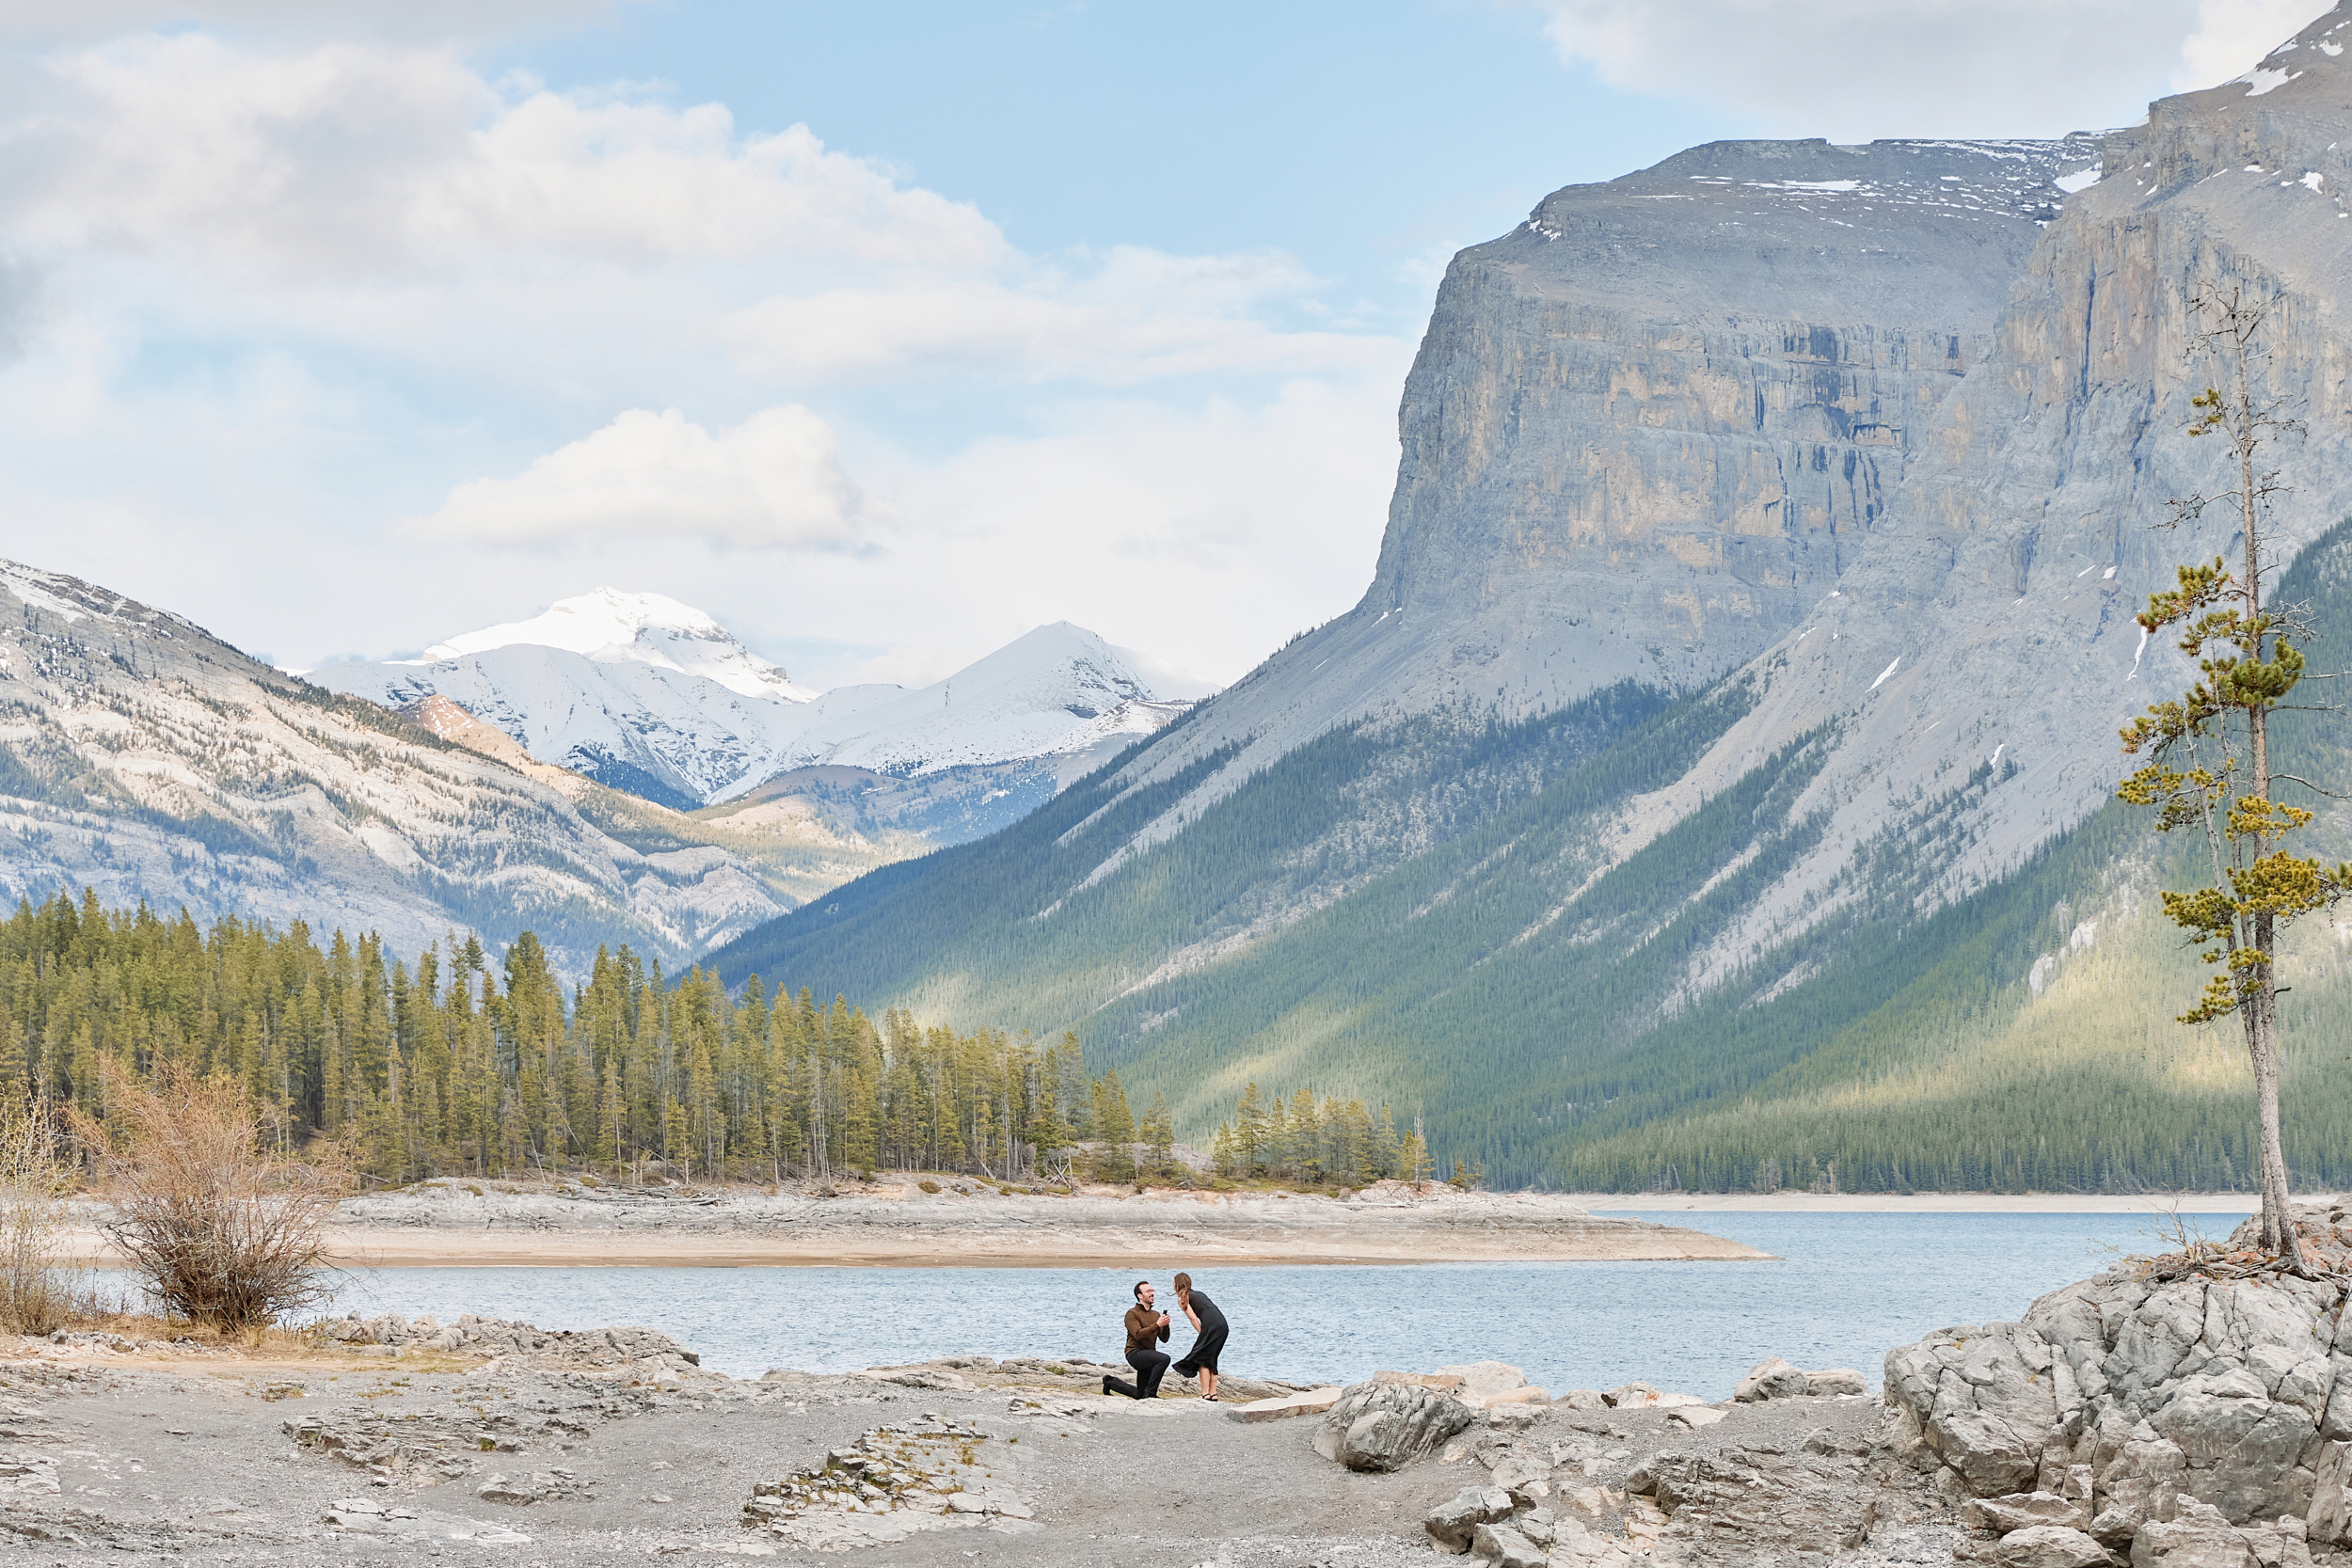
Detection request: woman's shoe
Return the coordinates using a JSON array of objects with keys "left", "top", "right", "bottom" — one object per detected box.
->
[{"left": 1200, "top": 1393, "right": 1219, "bottom": 1402}]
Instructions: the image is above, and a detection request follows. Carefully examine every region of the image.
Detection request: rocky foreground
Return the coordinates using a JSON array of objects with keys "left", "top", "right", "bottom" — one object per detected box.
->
[
  {"left": 61, "top": 1177, "right": 1773, "bottom": 1267},
  {"left": 7, "top": 1205, "right": 2350, "bottom": 1566}
]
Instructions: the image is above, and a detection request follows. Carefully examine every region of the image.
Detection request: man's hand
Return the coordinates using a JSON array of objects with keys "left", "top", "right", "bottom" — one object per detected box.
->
[{"left": 1158, "top": 1313, "right": 1170, "bottom": 1328}]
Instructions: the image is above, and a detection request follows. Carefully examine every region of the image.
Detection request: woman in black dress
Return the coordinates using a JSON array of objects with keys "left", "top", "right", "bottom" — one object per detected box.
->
[{"left": 1170, "top": 1271, "right": 1228, "bottom": 1401}]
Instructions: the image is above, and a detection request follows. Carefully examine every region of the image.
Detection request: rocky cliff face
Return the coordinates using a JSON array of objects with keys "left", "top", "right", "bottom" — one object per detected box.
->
[
  {"left": 1374, "top": 134, "right": 2099, "bottom": 707},
  {"left": 1638, "top": 9, "right": 2352, "bottom": 982},
  {"left": 975, "top": 7, "right": 2352, "bottom": 985}
]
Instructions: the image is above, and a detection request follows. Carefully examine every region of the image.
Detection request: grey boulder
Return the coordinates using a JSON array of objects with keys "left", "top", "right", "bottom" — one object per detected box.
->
[
  {"left": 1314, "top": 1381, "right": 1474, "bottom": 1472},
  {"left": 1997, "top": 1525, "right": 2117, "bottom": 1568},
  {"left": 1884, "top": 1321, "right": 2058, "bottom": 1496},
  {"left": 1470, "top": 1521, "right": 1547, "bottom": 1568},
  {"left": 1424, "top": 1485, "right": 1512, "bottom": 1554},
  {"left": 1735, "top": 1357, "right": 1810, "bottom": 1402},
  {"left": 1964, "top": 1491, "right": 2092, "bottom": 1532},
  {"left": 2129, "top": 1497, "right": 2261, "bottom": 1566}
]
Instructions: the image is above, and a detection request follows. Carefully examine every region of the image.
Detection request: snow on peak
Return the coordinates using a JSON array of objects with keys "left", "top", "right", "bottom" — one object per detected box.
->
[
  {"left": 761, "top": 622, "right": 1211, "bottom": 784},
  {"left": 421, "top": 588, "right": 815, "bottom": 703},
  {"left": 317, "top": 600, "right": 1213, "bottom": 814}
]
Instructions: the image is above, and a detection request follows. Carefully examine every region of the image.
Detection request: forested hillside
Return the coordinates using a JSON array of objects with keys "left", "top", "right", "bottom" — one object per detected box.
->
[{"left": 710, "top": 519, "right": 2352, "bottom": 1192}]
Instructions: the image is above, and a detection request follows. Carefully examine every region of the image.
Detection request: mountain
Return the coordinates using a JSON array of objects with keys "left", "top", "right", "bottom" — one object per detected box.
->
[
  {"left": 420, "top": 586, "right": 816, "bottom": 703},
  {"left": 315, "top": 595, "right": 1200, "bottom": 835},
  {"left": 0, "top": 562, "right": 787, "bottom": 977},
  {"left": 708, "top": 8, "right": 2352, "bottom": 1190}
]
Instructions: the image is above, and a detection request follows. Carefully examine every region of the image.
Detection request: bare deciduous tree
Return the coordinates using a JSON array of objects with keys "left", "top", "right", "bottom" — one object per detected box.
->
[
  {"left": 77, "top": 1067, "right": 343, "bottom": 1334},
  {"left": 0, "top": 1095, "right": 74, "bottom": 1335}
]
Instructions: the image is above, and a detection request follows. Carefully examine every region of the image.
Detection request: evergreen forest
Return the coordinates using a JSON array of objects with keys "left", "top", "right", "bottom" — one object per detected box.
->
[{"left": 0, "top": 890, "right": 1433, "bottom": 1189}]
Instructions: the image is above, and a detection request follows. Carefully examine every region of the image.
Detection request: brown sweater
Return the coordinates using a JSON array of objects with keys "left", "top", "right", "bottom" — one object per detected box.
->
[{"left": 1124, "top": 1305, "right": 1169, "bottom": 1356}]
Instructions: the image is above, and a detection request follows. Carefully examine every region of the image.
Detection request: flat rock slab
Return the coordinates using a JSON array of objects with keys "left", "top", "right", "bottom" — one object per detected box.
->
[{"left": 1227, "top": 1386, "right": 1343, "bottom": 1422}]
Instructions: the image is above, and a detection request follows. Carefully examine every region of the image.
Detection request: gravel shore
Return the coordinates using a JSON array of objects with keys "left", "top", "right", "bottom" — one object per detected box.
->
[{"left": 0, "top": 1319, "right": 1940, "bottom": 1568}]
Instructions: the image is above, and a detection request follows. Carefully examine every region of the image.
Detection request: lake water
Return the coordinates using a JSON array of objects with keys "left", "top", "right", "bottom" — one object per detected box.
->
[{"left": 326, "top": 1211, "right": 2241, "bottom": 1399}]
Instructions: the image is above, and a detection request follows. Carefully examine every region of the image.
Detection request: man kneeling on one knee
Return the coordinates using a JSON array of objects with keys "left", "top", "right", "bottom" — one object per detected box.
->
[{"left": 1103, "top": 1279, "right": 1170, "bottom": 1400}]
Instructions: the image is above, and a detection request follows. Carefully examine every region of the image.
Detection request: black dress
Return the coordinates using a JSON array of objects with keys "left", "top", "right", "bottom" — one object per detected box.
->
[{"left": 1174, "top": 1291, "right": 1228, "bottom": 1376}]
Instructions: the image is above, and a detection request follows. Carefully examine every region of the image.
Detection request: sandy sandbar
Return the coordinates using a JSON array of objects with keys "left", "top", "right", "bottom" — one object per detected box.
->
[
  {"left": 1567, "top": 1192, "right": 2288, "bottom": 1214},
  {"left": 57, "top": 1180, "right": 1773, "bottom": 1269}
]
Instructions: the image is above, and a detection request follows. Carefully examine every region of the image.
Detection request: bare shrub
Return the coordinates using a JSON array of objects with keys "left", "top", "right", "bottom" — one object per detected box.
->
[
  {"left": 78, "top": 1067, "right": 342, "bottom": 1333},
  {"left": 0, "top": 1095, "right": 75, "bottom": 1335}
]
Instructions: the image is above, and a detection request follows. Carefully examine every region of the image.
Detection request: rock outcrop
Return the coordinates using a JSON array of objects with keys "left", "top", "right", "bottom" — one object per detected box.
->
[
  {"left": 1312, "top": 1380, "right": 1477, "bottom": 1471},
  {"left": 316, "top": 1313, "right": 700, "bottom": 1371},
  {"left": 1885, "top": 1204, "right": 2352, "bottom": 1561},
  {"left": 739, "top": 1414, "right": 1035, "bottom": 1552}
]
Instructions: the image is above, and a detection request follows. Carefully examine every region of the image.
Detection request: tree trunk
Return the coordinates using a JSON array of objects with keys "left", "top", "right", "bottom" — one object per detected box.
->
[{"left": 2249, "top": 980, "right": 2300, "bottom": 1260}]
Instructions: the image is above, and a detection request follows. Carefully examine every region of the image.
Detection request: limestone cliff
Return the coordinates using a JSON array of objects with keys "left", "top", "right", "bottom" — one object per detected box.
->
[{"left": 1052, "top": 7, "right": 2352, "bottom": 976}]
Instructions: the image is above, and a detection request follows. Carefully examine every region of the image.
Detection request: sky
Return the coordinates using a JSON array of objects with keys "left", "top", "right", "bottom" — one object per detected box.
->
[{"left": 0, "top": 0, "right": 2328, "bottom": 691}]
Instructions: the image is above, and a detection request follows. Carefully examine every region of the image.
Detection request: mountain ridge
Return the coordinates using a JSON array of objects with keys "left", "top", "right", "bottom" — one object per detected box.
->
[
  {"left": 317, "top": 597, "right": 1205, "bottom": 830},
  {"left": 0, "top": 559, "right": 787, "bottom": 979}
]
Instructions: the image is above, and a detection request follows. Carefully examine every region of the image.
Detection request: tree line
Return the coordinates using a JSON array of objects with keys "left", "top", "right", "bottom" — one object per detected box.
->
[
  {"left": 0, "top": 889, "right": 1437, "bottom": 1189},
  {"left": 1205, "top": 1082, "right": 1438, "bottom": 1187}
]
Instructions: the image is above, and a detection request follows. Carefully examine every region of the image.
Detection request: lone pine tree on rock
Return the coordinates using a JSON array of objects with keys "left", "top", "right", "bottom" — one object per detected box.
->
[{"left": 2118, "top": 285, "right": 2351, "bottom": 1263}]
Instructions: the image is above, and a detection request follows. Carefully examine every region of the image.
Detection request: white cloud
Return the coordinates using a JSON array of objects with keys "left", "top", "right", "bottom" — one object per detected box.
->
[
  {"left": 2175, "top": 0, "right": 2338, "bottom": 88},
  {"left": 6, "top": 34, "right": 1006, "bottom": 278},
  {"left": 406, "top": 405, "right": 871, "bottom": 549},
  {"left": 0, "top": 0, "right": 617, "bottom": 44},
  {"left": 727, "top": 247, "right": 1397, "bottom": 385},
  {"left": 0, "top": 27, "right": 1416, "bottom": 692},
  {"left": 1535, "top": 0, "right": 2216, "bottom": 138}
]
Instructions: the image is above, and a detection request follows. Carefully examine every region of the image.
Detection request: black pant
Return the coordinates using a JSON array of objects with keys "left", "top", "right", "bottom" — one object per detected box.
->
[{"left": 1104, "top": 1346, "right": 1168, "bottom": 1400}]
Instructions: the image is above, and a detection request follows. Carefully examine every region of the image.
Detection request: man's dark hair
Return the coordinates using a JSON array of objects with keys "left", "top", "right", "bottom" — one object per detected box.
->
[{"left": 1133, "top": 1279, "right": 1149, "bottom": 1300}]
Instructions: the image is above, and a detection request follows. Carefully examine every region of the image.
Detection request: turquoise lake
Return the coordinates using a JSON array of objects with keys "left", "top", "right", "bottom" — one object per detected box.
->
[{"left": 327, "top": 1210, "right": 2243, "bottom": 1397}]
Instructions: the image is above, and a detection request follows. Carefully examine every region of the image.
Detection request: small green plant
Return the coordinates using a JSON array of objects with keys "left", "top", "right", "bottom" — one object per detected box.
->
[{"left": 917, "top": 1180, "right": 941, "bottom": 1195}]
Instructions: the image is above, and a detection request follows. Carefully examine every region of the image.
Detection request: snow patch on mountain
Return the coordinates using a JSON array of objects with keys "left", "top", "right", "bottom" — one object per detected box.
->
[
  {"left": 315, "top": 599, "right": 1209, "bottom": 812},
  {"left": 421, "top": 588, "right": 816, "bottom": 702}
]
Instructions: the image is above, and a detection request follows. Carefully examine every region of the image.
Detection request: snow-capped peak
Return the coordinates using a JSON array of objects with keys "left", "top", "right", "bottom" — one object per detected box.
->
[
  {"left": 319, "top": 597, "right": 1215, "bottom": 818},
  {"left": 420, "top": 588, "right": 814, "bottom": 703}
]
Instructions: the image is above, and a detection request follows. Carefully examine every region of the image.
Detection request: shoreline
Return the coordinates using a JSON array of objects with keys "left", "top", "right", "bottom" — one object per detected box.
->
[
  {"left": 56, "top": 1180, "right": 1779, "bottom": 1270},
  {"left": 51, "top": 1183, "right": 2283, "bottom": 1271},
  {"left": 1571, "top": 1192, "right": 2282, "bottom": 1213}
]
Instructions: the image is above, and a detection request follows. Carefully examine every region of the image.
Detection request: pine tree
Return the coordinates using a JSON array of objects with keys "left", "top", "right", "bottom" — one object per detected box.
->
[
  {"left": 1092, "top": 1069, "right": 1136, "bottom": 1184},
  {"left": 594, "top": 1055, "right": 623, "bottom": 1172},
  {"left": 1138, "top": 1090, "right": 1174, "bottom": 1183},
  {"left": 1026, "top": 1074, "right": 1069, "bottom": 1180},
  {"left": 2119, "top": 285, "right": 2352, "bottom": 1261},
  {"left": 1398, "top": 1130, "right": 1431, "bottom": 1185},
  {"left": 1233, "top": 1083, "right": 1266, "bottom": 1176}
]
